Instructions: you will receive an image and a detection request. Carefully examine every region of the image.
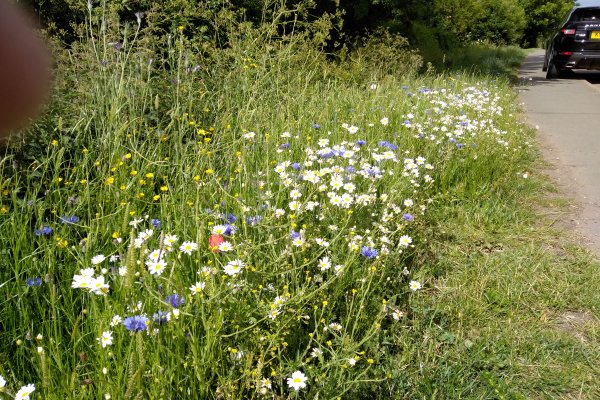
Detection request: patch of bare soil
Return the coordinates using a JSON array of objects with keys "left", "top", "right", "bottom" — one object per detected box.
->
[{"left": 554, "top": 310, "right": 598, "bottom": 343}]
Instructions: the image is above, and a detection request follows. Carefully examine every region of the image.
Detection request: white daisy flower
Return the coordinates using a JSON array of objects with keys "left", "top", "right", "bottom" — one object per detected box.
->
[
  {"left": 190, "top": 282, "right": 205, "bottom": 295},
  {"left": 223, "top": 259, "right": 245, "bottom": 276},
  {"left": 147, "top": 259, "right": 167, "bottom": 276},
  {"left": 398, "top": 235, "right": 413, "bottom": 247},
  {"left": 71, "top": 274, "right": 92, "bottom": 290},
  {"left": 268, "top": 309, "right": 280, "bottom": 320},
  {"left": 91, "top": 254, "right": 106, "bottom": 265},
  {"left": 164, "top": 234, "right": 178, "bottom": 246},
  {"left": 218, "top": 241, "right": 234, "bottom": 252},
  {"left": 179, "top": 241, "right": 198, "bottom": 255},
  {"left": 318, "top": 256, "right": 332, "bottom": 271},
  {"left": 15, "top": 384, "right": 35, "bottom": 400},
  {"left": 328, "top": 322, "right": 342, "bottom": 331},
  {"left": 110, "top": 315, "right": 122, "bottom": 327},
  {"left": 287, "top": 371, "right": 308, "bottom": 391},
  {"left": 97, "top": 331, "right": 113, "bottom": 348},
  {"left": 90, "top": 276, "right": 110, "bottom": 295},
  {"left": 211, "top": 225, "right": 228, "bottom": 235},
  {"left": 409, "top": 280, "right": 422, "bottom": 291}
]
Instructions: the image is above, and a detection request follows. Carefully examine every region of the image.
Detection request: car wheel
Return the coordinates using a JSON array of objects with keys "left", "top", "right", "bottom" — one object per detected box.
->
[{"left": 546, "top": 60, "right": 558, "bottom": 79}]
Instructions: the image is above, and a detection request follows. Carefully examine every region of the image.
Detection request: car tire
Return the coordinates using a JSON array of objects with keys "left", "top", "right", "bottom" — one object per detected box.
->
[{"left": 546, "top": 60, "right": 558, "bottom": 79}]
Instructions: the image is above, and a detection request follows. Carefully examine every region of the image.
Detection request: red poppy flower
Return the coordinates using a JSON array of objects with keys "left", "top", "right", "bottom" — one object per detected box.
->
[{"left": 209, "top": 234, "right": 224, "bottom": 253}]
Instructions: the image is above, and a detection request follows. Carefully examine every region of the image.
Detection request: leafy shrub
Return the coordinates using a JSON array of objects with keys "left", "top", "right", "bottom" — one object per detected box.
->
[{"left": 341, "top": 28, "right": 423, "bottom": 82}]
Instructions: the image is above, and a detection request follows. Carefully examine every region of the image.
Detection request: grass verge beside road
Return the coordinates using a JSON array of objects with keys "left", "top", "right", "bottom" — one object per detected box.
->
[{"left": 0, "top": 15, "right": 598, "bottom": 398}]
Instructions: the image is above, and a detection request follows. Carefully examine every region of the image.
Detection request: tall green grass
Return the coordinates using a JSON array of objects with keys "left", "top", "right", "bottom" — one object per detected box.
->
[{"left": 0, "top": 4, "right": 598, "bottom": 400}]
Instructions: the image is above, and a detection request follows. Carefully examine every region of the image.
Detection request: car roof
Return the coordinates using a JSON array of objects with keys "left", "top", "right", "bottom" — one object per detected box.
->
[{"left": 574, "top": 0, "right": 600, "bottom": 8}]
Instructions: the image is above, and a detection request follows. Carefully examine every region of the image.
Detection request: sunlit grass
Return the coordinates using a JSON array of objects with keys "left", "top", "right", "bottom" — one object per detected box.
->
[{"left": 0, "top": 6, "right": 598, "bottom": 400}]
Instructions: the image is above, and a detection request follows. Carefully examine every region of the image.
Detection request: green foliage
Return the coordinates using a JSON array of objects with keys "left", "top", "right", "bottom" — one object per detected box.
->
[
  {"left": 519, "top": 0, "right": 573, "bottom": 47},
  {"left": 341, "top": 28, "right": 423, "bottom": 82},
  {"left": 22, "top": 0, "right": 572, "bottom": 55},
  {"left": 4, "top": 1, "right": 600, "bottom": 400},
  {"left": 470, "top": 0, "right": 527, "bottom": 45},
  {"left": 439, "top": 44, "right": 527, "bottom": 79}
]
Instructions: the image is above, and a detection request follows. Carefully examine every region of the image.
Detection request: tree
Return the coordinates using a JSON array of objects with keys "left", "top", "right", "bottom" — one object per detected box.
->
[{"left": 519, "top": 0, "right": 573, "bottom": 47}]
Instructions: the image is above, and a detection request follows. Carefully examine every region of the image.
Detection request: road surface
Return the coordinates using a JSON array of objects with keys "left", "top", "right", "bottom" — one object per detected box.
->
[{"left": 519, "top": 49, "right": 600, "bottom": 254}]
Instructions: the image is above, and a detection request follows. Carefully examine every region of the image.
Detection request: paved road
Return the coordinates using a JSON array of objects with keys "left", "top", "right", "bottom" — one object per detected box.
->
[{"left": 519, "top": 49, "right": 600, "bottom": 254}]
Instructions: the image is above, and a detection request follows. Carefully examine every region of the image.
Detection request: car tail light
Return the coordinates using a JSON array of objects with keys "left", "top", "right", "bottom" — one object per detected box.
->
[
  {"left": 559, "top": 51, "right": 573, "bottom": 56},
  {"left": 561, "top": 28, "right": 576, "bottom": 35}
]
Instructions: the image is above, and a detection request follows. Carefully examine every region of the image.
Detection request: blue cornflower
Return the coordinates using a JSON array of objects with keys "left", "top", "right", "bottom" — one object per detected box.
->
[
  {"left": 26, "top": 277, "right": 42, "bottom": 287},
  {"left": 378, "top": 141, "right": 398, "bottom": 150},
  {"left": 279, "top": 143, "right": 290, "bottom": 149},
  {"left": 449, "top": 138, "right": 457, "bottom": 143},
  {"left": 35, "top": 226, "right": 53, "bottom": 236},
  {"left": 166, "top": 294, "right": 184, "bottom": 308},
  {"left": 151, "top": 219, "right": 162, "bottom": 228},
  {"left": 290, "top": 231, "right": 301, "bottom": 240},
  {"left": 246, "top": 215, "right": 263, "bottom": 226},
  {"left": 152, "top": 311, "right": 169, "bottom": 325},
  {"left": 403, "top": 213, "right": 414, "bottom": 222},
  {"left": 317, "top": 149, "right": 335, "bottom": 158},
  {"left": 401, "top": 85, "right": 408, "bottom": 90},
  {"left": 361, "top": 246, "right": 378, "bottom": 259},
  {"left": 312, "top": 123, "right": 321, "bottom": 129},
  {"left": 60, "top": 215, "right": 79, "bottom": 224},
  {"left": 363, "top": 166, "right": 380, "bottom": 177},
  {"left": 456, "top": 143, "right": 464, "bottom": 149},
  {"left": 346, "top": 166, "right": 356, "bottom": 174},
  {"left": 226, "top": 213, "right": 237, "bottom": 224},
  {"left": 356, "top": 140, "right": 367, "bottom": 146},
  {"left": 291, "top": 162, "right": 301, "bottom": 171},
  {"left": 123, "top": 315, "right": 148, "bottom": 332},
  {"left": 223, "top": 224, "right": 236, "bottom": 236}
]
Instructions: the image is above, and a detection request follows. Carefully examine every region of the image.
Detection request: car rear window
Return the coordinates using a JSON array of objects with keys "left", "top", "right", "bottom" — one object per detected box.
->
[{"left": 571, "top": 8, "right": 600, "bottom": 21}]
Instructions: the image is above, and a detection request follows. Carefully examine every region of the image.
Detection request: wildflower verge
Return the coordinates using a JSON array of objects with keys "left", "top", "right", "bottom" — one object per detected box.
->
[{"left": 0, "top": 6, "right": 598, "bottom": 399}]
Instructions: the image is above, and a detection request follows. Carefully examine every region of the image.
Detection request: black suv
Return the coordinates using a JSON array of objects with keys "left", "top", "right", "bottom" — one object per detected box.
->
[{"left": 544, "top": 0, "right": 600, "bottom": 78}]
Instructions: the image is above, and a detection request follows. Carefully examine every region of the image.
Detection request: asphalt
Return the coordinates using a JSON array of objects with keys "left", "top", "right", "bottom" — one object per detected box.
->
[{"left": 518, "top": 49, "right": 600, "bottom": 255}]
